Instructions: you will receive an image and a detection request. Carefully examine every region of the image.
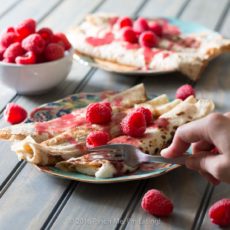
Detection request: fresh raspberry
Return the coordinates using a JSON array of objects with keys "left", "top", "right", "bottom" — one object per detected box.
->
[
  {"left": 139, "top": 31, "right": 158, "bottom": 48},
  {"left": 133, "top": 17, "right": 149, "bottom": 34},
  {"left": 135, "top": 107, "right": 153, "bottom": 125},
  {"left": 0, "top": 32, "right": 18, "bottom": 48},
  {"left": 22, "top": 34, "right": 45, "bottom": 54},
  {"left": 36, "top": 53, "right": 46, "bottom": 63},
  {"left": 153, "top": 118, "right": 169, "bottom": 129},
  {"left": 52, "top": 32, "right": 71, "bottom": 50},
  {"left": 15, "top": 18, "right": 36, "bottom": 39},
  {"left": 15, "top": 51, "right": 36, "bottom": 64},
  {"left": 86, "top": 102, "right": 112, "bottom": 125},
  {"left": 117, "top": 16, "right": 133, "bottom": 29},
  {"left": 120, "top": 27, "right": 138, "bottom": 44},
  {"left": 0, "top": 46, "right": 6, "bottom": 60},
  {"left": 102, "top": 102, "right": 113, "bottom": 112},
  {"left": 176, "top": 84, "right": 195, "bottom": 100},
  {"left": 37, "top": 27, "right": 53, "bottom": 44},
  {"left": 121, "top": 111, "right": 146, "bottom": 137},
  {"left": 149, "top": 22, "right": 163, "bottom": 37},
  {"left": 141, "top": 189, "right": 173, "bottom": 217},
  {"left": 3, "top": 42, "right": 24, "bottom": 63},
  {"left": 6, "top": 27, "right": 15, "bottom": 33},
  {"left": 208, "top": 199, "right": 230, "bottom": 227},
  {"left": 86, "top": 131, "right": 110, "bottom": 148},
  {"left": 2, "top": 58, "right": 14, "bottom": 63},
  {"left": 4, "top": 103, "right": 27, "bottom": 124},
  {"left": 44, "top": 43, "right": 64, "bottom": 61}
]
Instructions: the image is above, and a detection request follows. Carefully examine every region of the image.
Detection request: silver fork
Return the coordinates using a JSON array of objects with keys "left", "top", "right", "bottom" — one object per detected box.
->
[{"left": 88, "top": 144, "right": 190, "bottom": 168}]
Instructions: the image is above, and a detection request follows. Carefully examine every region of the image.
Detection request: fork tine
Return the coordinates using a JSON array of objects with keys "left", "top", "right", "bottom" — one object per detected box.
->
[{"left": 88, "top": 144, "right": 121, "bottom": 152}]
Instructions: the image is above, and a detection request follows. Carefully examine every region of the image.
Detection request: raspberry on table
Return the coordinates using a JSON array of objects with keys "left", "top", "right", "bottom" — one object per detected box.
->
[
  {"left": 121, "top": 111, "right": 146, "bottom": 137},
  {"left": 52, "top": 32, "right": 71, "bottom": 50},
  {"left": 15, "top": 18, "right": 36, "bottom": 39},
  {"left": 120, "top": 27, "right": 138, "bottom": 44},
  {"left": 135, "top": 107, "right": 153, "bottom": 125},
  {"left": 37, "top": 27, "right": 53, "bottom": 44},
  {"left": 86, "top": 131, "right": 110, "bottom": 148},
  {"left": 4, "top": 103, "right": 27, "bottom": 124},
  {"left": 3, "top": 42, "right": 25, "bottom": 63},
  {"left": 176, "top": 84, "right": 195, "bottom": 100},
  {"left": 141, "top": 189, "right": 173, "bottom": 217},
  {"left": 208, "top": 198, "right": 230, "bottom": 227},
  {"left": 139, "top": 31, "right": 158, "bottom": 48},
  {"left": 22, "top": 34, "right": 45, "bottom": 54},
  {"left": 86, "top": 102, "right": 112, "bottom": 125},
  {"left": 133, "top": 17, "right": 149, "bottom": 34},
  {"left": 0, "top": 32, "right": 18, "bottom": 48},
  {"left": 15, "top": 51, "right": 36, "bottom": 65},
  {"left": 44, "top": 43, "right": 64, "bottom": 61},
  {"left": 149, "top": 22, "right": 163, "bottom": 37},
  {"left": 117, "top": 16, "right": 133, "bottom": 29}
]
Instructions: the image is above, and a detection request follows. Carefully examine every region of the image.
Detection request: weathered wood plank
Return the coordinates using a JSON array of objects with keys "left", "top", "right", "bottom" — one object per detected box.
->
[
  {"left": 180, "top": 0, "right": 229, "bottom": 29},
  {"left": 0, "top": 164, "right": 69, "bottom": 230},
  {"left": 220, "top": 7, "right": 230, "bottom": 38},
  {"left": 141, "top": 0, "right": 187, "bottom": 18},
  {"left": 0, "top": 0, "right": 21, "bottom": 17},
  {"left": 125, "top": 168, "right": 208, "bottom": 230},
  {"left": 0, "top": 0, "right": 143, "bottom": 229},
  {"left": 52, "top": 182, "right": 140, "bottom": 230},
  {"left": 0, "top": 0, "right": 61, "bottom": 28},
  {"left": 40, "top": 0, "right": 103, "bottom": 31}
]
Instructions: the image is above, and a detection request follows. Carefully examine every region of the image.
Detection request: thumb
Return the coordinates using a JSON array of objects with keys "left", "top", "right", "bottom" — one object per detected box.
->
[{"left": 185, "top": 151, "right": 224, "bottom": 180}]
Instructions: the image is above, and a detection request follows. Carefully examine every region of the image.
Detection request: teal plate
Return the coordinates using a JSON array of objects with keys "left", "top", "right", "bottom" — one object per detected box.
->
[
  {"left": 31, "top": 92, "right": 181, "bottom": 184},
  {"left": 72, "top": 17, "right": 218, "bottom": 76}
]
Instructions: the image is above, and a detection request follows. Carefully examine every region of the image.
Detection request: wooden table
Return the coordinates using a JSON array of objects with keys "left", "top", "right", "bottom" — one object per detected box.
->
[{"left": 0, "top": 0, "right": 229, "bottom": 229}]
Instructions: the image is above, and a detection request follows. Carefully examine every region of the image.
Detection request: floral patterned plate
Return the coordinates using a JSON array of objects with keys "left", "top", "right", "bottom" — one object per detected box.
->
[{"left": 30, "top": 92, "right": 181, "bottom": 183}]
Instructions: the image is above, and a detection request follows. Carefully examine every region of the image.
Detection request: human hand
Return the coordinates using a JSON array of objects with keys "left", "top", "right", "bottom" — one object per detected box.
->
[{"left": 161, "top": 113, "right": 230, "bottom": 185}]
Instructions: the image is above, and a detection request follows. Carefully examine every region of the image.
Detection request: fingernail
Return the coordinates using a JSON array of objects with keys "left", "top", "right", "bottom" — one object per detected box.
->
[{"left": 160, "top": 148, "right": 168, "bottom": 156}]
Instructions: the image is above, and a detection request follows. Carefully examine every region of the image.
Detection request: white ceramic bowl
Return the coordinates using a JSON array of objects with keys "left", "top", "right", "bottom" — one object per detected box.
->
[{"left": 0, "top": 49, "right": 74, "bottom": 95}]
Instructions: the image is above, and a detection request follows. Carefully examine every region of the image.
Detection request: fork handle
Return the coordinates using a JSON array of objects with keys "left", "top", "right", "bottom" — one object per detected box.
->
[{"left": 142, "top": 153, "right": 190, "bottom": 165}]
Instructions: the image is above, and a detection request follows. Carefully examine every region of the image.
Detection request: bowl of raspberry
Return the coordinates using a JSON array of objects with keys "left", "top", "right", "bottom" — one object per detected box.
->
[{"left": 0, "top": 18, "right": 73, "bottom": 95}]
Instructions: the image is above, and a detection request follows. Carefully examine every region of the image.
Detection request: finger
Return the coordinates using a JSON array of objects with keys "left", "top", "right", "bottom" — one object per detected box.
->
[
  {"left": 192, "top": 141, "right": 214, "bottom": 154},
  {"left": 224, "top": 112, "right": 230, "bottom": 119},
  {"left": 185, "top": 151, "right": 224, "bottom": 180},
  {"left": 161, "top": 117, "right": 211, "bottom": 158},
  {"left": 198, "top": 170, "right": 220, "bottom": 186}
]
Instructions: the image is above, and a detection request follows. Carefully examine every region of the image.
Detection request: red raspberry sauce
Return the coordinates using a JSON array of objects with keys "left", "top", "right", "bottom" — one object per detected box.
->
[{"left": 86, "top": 32, "right": 114, "bottom": 47}]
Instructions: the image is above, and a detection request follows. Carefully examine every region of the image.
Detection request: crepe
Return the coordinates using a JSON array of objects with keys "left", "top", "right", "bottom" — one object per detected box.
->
[
  {"left": 1, "top": 84, "right": 215, "bottom": 178},
  {"left": 10, "top": 94, "right": 180, "bottom": 166},
  {"left": 56, "top": 152, "right": 137, "bottom": 178},
  {"left": 68, "top": 13, "right": 230, "bottom": 81},
  {"left": 0, "top": 84, "right": 146, "bottom": 143},
  {"left": 56, "top": 96, "right": 214, "bottom": 178}
]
